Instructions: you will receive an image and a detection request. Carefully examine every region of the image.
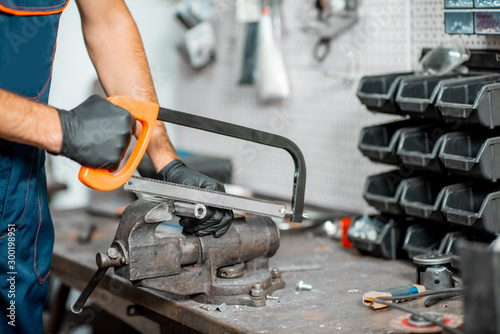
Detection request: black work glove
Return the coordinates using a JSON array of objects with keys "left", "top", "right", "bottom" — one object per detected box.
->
[
  {"left": 158, "top": 159, "right": 234, "bottom": 238},
  {"left": 56, "top": 95, "right": 136, "bottom": 169}
]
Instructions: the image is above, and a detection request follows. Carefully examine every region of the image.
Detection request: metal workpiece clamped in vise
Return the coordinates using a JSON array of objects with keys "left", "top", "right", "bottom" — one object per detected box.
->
[{"left": 71, "top": 96, "right": 306, "bottom": 313}]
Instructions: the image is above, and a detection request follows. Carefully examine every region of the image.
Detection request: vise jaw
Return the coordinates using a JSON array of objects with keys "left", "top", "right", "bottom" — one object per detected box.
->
[{"left": 73, "top": 198, "right": 285, "bottom": 312}]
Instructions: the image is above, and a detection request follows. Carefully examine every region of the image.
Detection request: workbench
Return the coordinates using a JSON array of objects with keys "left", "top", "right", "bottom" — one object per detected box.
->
[{"left": 50, "top": 208, "right": 464, "bottom": 334}]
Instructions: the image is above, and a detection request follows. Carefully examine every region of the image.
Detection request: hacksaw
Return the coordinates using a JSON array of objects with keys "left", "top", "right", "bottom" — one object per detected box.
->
[{"left": 77, "top": 95, "right": 307, "bottom": 223}]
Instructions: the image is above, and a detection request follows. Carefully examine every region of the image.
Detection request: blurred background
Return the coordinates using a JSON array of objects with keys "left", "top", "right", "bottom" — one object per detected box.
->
[{"left": 49, "top": 0, "right": 412, "bottom": 213}]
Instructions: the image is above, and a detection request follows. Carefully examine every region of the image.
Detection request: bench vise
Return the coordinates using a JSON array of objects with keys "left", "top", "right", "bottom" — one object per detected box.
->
[
  {"left": 71, "top": 198, "right": 285, "bottom": 312},
  {"left": 116, "top": 198, "right": 283, "bottom": 306}
]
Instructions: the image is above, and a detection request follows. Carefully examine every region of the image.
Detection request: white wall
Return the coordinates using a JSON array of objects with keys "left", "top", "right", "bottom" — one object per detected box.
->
[{"left": 49, "top": 0, "right": 179, "bottom": 208}]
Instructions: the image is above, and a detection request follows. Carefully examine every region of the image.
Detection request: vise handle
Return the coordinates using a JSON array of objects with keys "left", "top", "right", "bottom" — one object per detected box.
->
[{"left": 71, "top": 243, "right": 127, "bottom": 314}]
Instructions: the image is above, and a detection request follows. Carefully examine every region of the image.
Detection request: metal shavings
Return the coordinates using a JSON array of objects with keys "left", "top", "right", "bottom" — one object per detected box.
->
[
  {"left": 215, "top": 302, "right": 227, "bottom": 312},
  {"left": 199, "top": 306, "right": 210, "bottom": 311},
  {"left": 348, "top": 289, "right": 359, "bottom": 293}
]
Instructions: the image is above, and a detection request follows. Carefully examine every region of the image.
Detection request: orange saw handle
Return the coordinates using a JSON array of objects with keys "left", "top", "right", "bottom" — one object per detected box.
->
[{"left": 78, "top": 96, "right": 159, "bottom": 191}]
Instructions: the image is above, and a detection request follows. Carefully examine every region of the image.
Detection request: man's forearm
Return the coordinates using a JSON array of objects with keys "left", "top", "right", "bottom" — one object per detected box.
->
[
  {"left": 0, "top": 89, "right": 62, "bottom": 152},
  {"left": 76, "top": 0, "right": 179, "bottom": 172}
]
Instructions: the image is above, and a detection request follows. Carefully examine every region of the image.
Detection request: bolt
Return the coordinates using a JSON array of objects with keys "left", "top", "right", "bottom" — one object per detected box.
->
[
  {"left": 296, "top": 280, "right": 312, "bottom": 291},
  {"left": 251, "top": 283, "right": 264, "bottom": 297},
  {"left": 271, "top": 268, "right": 281, "bottom": 279},
  {"left": 107, "top": 247, "right": 119, "bottom": 259}
]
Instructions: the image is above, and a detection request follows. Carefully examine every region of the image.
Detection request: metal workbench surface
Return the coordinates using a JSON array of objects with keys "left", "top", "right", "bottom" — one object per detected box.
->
[{"left": 50, "top": 208, "right": 464, "bottom": 334}]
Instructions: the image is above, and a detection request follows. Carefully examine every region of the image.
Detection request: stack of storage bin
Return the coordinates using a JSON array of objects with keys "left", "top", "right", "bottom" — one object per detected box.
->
[{"left": 353, "top": 71, "right": 500, "bottom": 265}]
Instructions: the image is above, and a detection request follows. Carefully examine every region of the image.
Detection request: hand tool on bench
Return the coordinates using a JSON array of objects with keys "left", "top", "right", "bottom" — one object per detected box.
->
[
  {"left": 71, "top": 96, "right": 307, "bottom": 313},
  {"left": 363, "top": 285, "right": 426, "bottom": 309}
]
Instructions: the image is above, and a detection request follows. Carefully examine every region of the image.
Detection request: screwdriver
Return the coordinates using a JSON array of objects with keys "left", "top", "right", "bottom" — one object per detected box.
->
[{"left": 363, "top": 284, "right": 426, "bottom": 309}]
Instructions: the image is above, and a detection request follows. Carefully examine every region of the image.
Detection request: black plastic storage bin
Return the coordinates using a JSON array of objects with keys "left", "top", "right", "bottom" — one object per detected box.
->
[
  {"left": 363, "top": 170, "right": 408, "bottom": 215},
  {"left": 400, "top": 175, "right": 460, "bottom": 222},
  {"left": 439, "top": 131, "right": 500, "bottom": 181},
  {"left": 347, "top": 215, "right": 409, "bottom": 259},
  {"left": 396, "top": 125, "right": 450, "bottom": 173},
  {"left": 358, "top": 120, "right": 426, "bottom": 165},
  {"left": 357, "top": 72, "right": 413, "bottom": 115},
  {"left": 441, "top": 182, "right": 500, "bottom": 234},
  {"left": 402, "top": 224, "right": 448, "bottom": 259},
  {"left": 435, "top": 74, "right": 500, "bottom": 128},
  {"left": 439, "top": 230, "right": 495, "bottom": 270},
  {"left": 395, "top": 73, "right": 477, "bottom": 120},
  {"left": 438, "top": 231, "right": 471, "bottom": 270}
]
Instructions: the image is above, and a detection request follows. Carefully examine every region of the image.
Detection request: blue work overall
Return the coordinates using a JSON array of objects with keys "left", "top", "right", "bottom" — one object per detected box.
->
[{"left": 0, "top": 0, "right": 68, "bottom": 332}]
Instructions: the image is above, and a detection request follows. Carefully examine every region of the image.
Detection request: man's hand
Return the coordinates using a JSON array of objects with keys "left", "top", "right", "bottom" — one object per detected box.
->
[
  {"left": 57, "top": 95, "right": 135, "bottom": 169},
  {"left": 158, "top": 159, "right": 234, "bottom": 238}
]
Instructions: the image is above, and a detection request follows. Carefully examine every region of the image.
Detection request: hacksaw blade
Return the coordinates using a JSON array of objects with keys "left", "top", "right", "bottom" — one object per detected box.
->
[{"left": 123, "top": 176, "right": 291, "bottom": 218}]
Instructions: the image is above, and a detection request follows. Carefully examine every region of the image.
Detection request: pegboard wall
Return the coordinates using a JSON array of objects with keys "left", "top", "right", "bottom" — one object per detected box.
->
[
  {"left": 412, "top": 0, "right": 500, "bottom": 65},
  {"left": 173, "top": 0, "right": 414, "bottom": 214}
]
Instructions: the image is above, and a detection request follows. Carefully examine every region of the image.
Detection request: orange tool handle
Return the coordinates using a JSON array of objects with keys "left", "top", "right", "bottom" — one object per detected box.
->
[{"left": 78, "top": 96, "right": 159, "bottom": 191}]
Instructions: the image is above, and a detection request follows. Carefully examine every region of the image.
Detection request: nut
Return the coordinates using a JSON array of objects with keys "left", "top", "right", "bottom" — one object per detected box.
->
[{"left": 251, "top": 283, "right": 264, "bottom": 298}]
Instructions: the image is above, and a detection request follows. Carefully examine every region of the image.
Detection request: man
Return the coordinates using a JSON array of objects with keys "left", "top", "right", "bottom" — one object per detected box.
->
[{"left": 0, "top": 0, "right": 232, "bottom": 333}]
